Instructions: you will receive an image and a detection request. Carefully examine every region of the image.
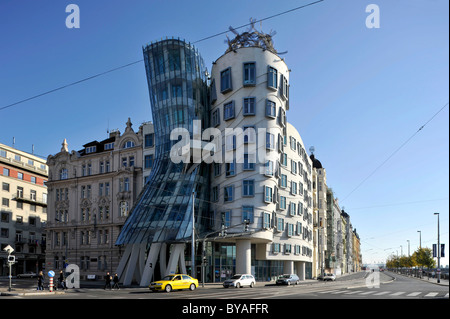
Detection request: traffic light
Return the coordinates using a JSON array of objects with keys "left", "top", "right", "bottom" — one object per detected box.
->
[{"left": 244, "top": 219, "right": 250, "bottom": 232}]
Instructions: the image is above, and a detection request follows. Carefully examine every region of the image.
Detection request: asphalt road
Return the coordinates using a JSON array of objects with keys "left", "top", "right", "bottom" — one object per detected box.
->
[{"left": 1, "top": 271, "right": 448, "bottom": 300}]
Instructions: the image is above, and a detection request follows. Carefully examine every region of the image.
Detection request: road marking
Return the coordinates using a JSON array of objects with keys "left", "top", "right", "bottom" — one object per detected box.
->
[
  {"left": 360, "top": 291, "right": 377, "bottom": 295},
  {"left": 344, "top": 290, "right": 364, "bottom": 295},
  {"left": 424, "top": 292, "right": 439, "bottom": 297},
  {"left": 406, "top": 292, "right": 421, "bottom": 297},
  {"left": 318, "top": 289, "right": 341, "bottom": 294},
  {"left": 373, "top": 291, "right": 391, "bottom": 296},
  {"left": 331, "top": 290, "right": 347, "bottom": 294},
  {"left": 390, "top": 292, "right": 406, "bottom": 296}
]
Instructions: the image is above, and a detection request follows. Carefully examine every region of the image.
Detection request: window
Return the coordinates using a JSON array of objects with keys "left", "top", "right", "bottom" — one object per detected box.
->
[
  {"left": 225, "top": 160, "right": 236, "bottom": 177},
  {"left": 223, "top": 101, "right": 235, "bottom": 120},
  {"left": 287, "top": 223, "right": 294, "bottom": 237},
  {"left": 281, "top": 153, "right": 287, "bottom": 166},
  {"left": 273, "top": 243, "right": 281, "bottom": 253},
  {"left": 243, "top": 62, "right": 256, "bottom": 86},
  {"left": 168, "top": 48, "right": 181, "bottom": 71},
  {"left": 265, "top": 160, "right": 274, "bottom": 176},
  {"left": 265, "top": 100, "right": 276, "bottom": 118},
  {"left": 85, "top": 146, "right": 96, "bottom": 154},
  {"left": 2, "top": 198, "right": 9, "bottom": 207},
  {"left": 104, "top": 142, "right": 114, "bottom": 150},
  {"left": 60, "top": 168, "right": 68, "bottom": 180},
  {"left": 243, "top": 97, "right": 255, "bottom": 115},
  {"left": 17, "top": 172, "right": 23, "bottom": 180},
  {"left": 276, "top": 217, "right": 285, "bottom": 231},
  {"left": 298, "top": 202, "right": 304, "bottom": 215},
  {"left": 145, "top": 134, "right": 154, "bottom": 148},
  {"left": 242, "top": 206, "right": 254, "bottom": 223},
  {"left": 224, "top": 185, "right": 234, "bottom": 202},
  {"left": 145, "top": 155, "right": 154, "bottom": 169},
  {"left": 0, "top": 149, "right": 6, "bottom": 158},
  {"left": 289, "top": 202, "right": 296, "bottom": 216},
  {"left": 243, "top": 153, "right": 255, "bottom": 170},
  {"left": 212, "top": 109, "right": 220, "bottom": 127},
  {"left": 280, "top": 196, "right": 286, "bottom": 210},
  {"left": 172, "top": 84, "right": 182, "bottom": 98},
  {"left": 243, "top": 126, "right": 256, "bottom": 143},
  {"left": 266, "top": 132, "right": 275, "bottom": 149},
  {"left": 2, "top": 183, "right": 9, "bottom": 192},
  {"left": 263, "top": 212, "right": 271, "bottom": 229},
  {"left": 291, "top": 159, "right": 297, "bottom": 174},
  {"left": 291, "top": 181, "right": 297, "bottom": 195},
  {"left": 242, "top": 180, "right": 254, "bottom": 197},
  {"left": 210, "top": 79, "right": 217, "bottom": 104},
  {"left": 279, "top": 107, "right": 286, "bottom": 127},
  {"left": 280, "top": 174, "right": 287, "bottom": 188},
  {"left": 225, "top": 135, "right": 236, "bottom": 151},
  {"left": 296, "top": 222, "right": 303, "bottom": 235},
  {"left": 123, "top": 141, "right": 135, "bottom": 149},
  {"left": 119, "top": 201, "right": 129, "bottom": 217},
  {"left": 221, "top": 211, "right": 231, "bottom": 227},
  {"left": 267, "top": 66, "right": 277, "bottom": 89},
  {"left": 129, "top": 156, "right": 135, "bottom": 167},
  {"left": 212, "top": 186, "right": 219, "bottom": 202},
  {"left": 285, "top": 244, "right": 292, "bottom": 254},
  {"left": 220, "top": 68, "right": 232, "bottom": 93},
  {"left": 30, "top": 190, "right": 37, "bottom": 201},
  {"left": 264, "top": 186, "right": 273, "bottom": 203},
  {"left": 213, "top": 163, "right": 221, "bottom": 177}
]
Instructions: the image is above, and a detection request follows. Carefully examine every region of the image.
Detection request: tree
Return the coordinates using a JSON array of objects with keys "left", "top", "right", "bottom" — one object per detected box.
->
[{"left": 412, "top": 248, "right": 436, "bottom": 269}]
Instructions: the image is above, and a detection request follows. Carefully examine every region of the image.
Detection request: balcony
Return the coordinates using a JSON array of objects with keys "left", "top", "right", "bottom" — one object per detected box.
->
[{"left": 13, "top": 194, "right": 47, "bottom": 207}]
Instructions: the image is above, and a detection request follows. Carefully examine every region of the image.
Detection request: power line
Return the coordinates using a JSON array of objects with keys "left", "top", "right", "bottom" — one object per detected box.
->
[
  {"left": 341, "top": 102, "right": 449, "bottom": 203},
  {"left": 0, "top": 0, "right": 324, "bottom": 112}
]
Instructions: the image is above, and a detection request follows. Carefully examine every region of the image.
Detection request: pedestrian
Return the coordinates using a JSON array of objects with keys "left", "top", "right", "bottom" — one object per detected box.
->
[
  {"left": 112, "top": 273, "right": 120, "bottom": 290},
  {"left": 104, "top": 272, "right": 112, "bottom": 290},
  {"left": 58, "top": 270, "right": 67, "bottom": 290},
  {"left": 37, "top": 271, "right": 44, "bottom": 291}
]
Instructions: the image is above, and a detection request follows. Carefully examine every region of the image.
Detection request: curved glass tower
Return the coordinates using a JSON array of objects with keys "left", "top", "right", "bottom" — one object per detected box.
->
[{"left": 116, "top": 38, "right": 210, "bottom": 246}]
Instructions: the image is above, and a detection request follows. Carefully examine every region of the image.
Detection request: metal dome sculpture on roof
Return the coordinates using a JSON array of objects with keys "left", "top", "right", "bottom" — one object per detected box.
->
[{"left": 225, "top": 18, "right": 277, "bottom": 54}]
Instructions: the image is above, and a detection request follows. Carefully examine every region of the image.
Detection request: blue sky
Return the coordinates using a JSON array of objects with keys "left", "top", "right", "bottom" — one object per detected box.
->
[{"left": 0, "top": 0, "right": 448, "bottom": 266}]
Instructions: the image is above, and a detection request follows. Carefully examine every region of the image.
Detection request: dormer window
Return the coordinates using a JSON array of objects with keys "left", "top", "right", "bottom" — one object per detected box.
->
[
  {"left": 85, "top": 146, "right": 96, "bottom": 154},
  {"left": 123, "top": 141, "right": 135, "bottom": 149}
]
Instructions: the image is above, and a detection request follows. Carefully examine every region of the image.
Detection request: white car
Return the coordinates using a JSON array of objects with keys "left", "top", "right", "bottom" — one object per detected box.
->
[
  {"left": 223, "top": 274, "right": 255, "bottom": 288},
  {"left": 321, "top": 273, "right": 336, "bottom": 281},
  {"left": 17, "top": 271, "right": 37, "bottom": 278}
]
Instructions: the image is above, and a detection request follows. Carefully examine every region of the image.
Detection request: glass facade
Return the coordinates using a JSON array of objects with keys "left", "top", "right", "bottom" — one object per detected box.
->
[{"left": 115, "top": 39, "right": 210, "bottom": 246}]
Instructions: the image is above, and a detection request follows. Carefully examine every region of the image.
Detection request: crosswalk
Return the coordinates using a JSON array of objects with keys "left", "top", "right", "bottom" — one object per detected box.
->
[{"left": 318, "top": 289, "right": 449, "bottom": 298}]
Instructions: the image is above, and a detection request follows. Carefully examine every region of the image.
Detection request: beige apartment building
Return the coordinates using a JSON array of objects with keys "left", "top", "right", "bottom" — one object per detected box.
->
[
  {"left": 45, "top": 118, "right": 148, "bottom": 279},
  {"left": 0, "top": 143, "right": 48, "bottom": 276}
]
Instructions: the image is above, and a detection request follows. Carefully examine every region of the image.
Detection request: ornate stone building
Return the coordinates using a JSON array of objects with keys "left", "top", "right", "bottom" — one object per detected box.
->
[{"left": 45, "top": 118, "right": 146, "bottom": 279}]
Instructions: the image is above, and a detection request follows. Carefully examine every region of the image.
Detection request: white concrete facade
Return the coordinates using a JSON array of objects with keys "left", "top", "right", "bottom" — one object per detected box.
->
[{"left": 209, "top": 46, "right": 314, "bottom": 279}]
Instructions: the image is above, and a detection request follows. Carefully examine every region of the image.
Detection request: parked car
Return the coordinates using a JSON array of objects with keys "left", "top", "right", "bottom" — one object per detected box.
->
[
  {"left": 16, "top": 271, "right": 37, "bottom": 278},
  {"left": 149, "top": 274, "right": 198, "bottom": 293},
  {"left": 223, "top": 274, "right": 255, "bottom": 288},
  {"left": 318, "top": 273, "right": 336, "bottom": 281},
  {"left": 276, "top": 274, "right": 300, "bottom": 285}
]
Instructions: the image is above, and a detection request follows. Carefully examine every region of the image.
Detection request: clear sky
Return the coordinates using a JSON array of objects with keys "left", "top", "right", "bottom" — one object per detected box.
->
[{"left": 1, "top": 0, "right": 448, "bottom": 267}]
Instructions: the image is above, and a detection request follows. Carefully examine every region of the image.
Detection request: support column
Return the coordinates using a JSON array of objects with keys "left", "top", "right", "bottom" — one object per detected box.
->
[
  {"left": 236, "top": 240, "right": 251, "bottom": 274},
  {"left": 298, "top": 261, "right": 305, "bottom": 281},
  {"left": 283, "top": 260, "right": 294, "bottom": 274},
  {"left": 140, "top": 243, "right": 161, "bottom": 287}
]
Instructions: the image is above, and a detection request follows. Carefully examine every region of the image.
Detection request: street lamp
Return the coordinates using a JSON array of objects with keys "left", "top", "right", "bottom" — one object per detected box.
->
[
  {"left": 434, "top": 212, "right": 440, "bottom": 283},
  {"left": 417, "top": 230, "right": 421, "bottom": 249},
  {"left": 407, "top": 240, "right": 410, "bottom": 257}
]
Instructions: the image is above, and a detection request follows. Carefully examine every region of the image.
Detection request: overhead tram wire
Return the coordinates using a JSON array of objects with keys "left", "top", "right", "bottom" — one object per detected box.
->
[
  {"left": 341, "top": 102, "right": 449, "bottom": 203},
  {"left": 0, "top": 0, "right": 325, "bottom": 112}
]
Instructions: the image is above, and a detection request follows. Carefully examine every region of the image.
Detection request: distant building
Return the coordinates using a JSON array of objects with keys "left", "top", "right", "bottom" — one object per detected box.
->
[
  {"left": 142, "top": 121, "right": 155, "bottom": 185},
  {"left": 45, "top": 119, "right": 146, "bottom": 279},
  {"left": 326, "top": 188, "right": 343, "bottom": 275},
  {"left": 0, "top": 142, "right": 48, "bottom": 276},
  {"left": 311, "top": 153, "right": 327, "bottom": 278}
]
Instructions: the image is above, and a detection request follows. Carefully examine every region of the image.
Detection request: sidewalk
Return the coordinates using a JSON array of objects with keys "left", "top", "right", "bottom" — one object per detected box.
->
[{"left": 392, "top": 272, "right": 449, "bottom": 286}]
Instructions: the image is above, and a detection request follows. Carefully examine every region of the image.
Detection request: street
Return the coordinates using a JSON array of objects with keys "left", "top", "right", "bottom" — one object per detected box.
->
[{"left": 1, "top": 271, "right": 448, "bottom": 300}]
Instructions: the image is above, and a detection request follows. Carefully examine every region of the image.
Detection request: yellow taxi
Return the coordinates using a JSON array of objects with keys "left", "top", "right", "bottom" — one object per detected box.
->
[{"left": 149, "top": 274, "right": 199, "bottom": 292}]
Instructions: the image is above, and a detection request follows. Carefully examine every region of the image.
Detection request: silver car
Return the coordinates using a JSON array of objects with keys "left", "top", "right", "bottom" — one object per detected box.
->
[
  {"left": 16, "top": 271, "right": 37, "bottom": 278},
  {"left": 276, "top": 274, "right": 300, "bottom": 285},
  {"left": 223, "top": 274, "right": 255, "bottom": 288}
]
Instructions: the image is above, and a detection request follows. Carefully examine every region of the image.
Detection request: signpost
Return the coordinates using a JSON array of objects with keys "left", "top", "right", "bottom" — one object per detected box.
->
[{"left": 48, "top": 270, "right": 55, "bottom": 292}]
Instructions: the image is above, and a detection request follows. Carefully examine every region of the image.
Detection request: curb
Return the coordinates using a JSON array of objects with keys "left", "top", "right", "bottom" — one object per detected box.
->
[{"left": 393, "top": 272, "right": 449, "bottom": 287}]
